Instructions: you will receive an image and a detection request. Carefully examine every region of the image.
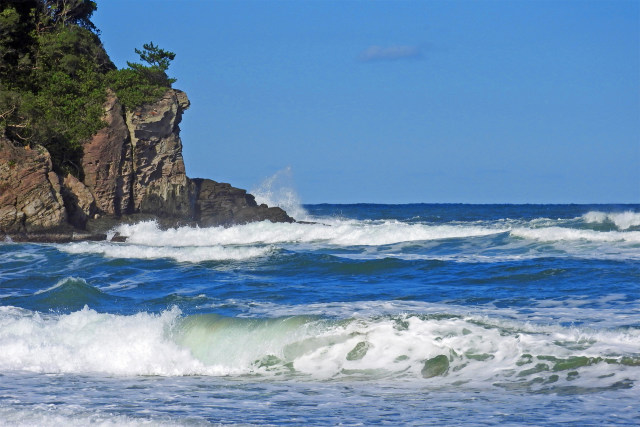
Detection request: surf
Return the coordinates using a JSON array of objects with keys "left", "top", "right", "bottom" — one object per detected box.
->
[{"left": 0, "top": 305, "right": 638, "bottom": 391}]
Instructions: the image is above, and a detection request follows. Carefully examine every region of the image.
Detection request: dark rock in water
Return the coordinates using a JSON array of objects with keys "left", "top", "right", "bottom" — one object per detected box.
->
[
  {"left": 421, "top": 355, "right": 450, "bottom": 378},
  {"left": 110, "top": 232, "right": 127, "bottom": 243},
  {"left": 3, "top": 230, "right": 106, "bottom": 243},
  {"left": 193, "top": 178, "right": 294, "bottom": 227}
]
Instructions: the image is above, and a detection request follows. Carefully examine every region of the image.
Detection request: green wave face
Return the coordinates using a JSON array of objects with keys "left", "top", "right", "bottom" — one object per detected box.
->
[{"left": 169, "top": 312, "right": 640, "bottom": 389}]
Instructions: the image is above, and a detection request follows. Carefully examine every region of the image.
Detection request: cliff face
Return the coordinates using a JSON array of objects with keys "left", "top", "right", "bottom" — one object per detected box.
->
[
  {"left": 0, "top": 140, "right": 67, "bottom": 232},
  {"left": 126, "top": 89, "right": 191, "bottom": 218},
  {"left": 0, "top": 89, "right": 293, "bottom": 240},
  {"left": 81, "top": 90, "right": 133, "bottom": 216}
]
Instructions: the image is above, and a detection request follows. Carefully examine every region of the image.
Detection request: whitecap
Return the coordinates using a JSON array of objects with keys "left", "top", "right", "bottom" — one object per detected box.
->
[
  {"left": 583, "top": 211, "right": 640, "bottom": 230},
  {"left": 58, "top": 241, "right": 273, "bottom": 262}
]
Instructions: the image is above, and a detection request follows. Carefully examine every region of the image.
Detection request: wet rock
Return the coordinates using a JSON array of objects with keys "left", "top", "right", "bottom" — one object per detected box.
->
[
  {"left": 4, "top": 230, "right": 106, "bottom": 243},
  {"left": 110, "top": 232, "right": 127, "bottom": 243},
  {"left": 192, "top": 178, "right": 294, "bottom": 226},
  {"left": 2, "top": 87, "right": 295, "bottom": 242}
]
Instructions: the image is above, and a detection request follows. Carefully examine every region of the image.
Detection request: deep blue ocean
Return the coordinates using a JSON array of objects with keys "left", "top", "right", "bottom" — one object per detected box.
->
[{"left": 1, "top": 204, "right": 639, "bottom": 426}]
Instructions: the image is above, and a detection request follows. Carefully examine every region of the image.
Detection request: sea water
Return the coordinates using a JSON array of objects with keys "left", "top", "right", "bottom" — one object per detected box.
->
[{"left": 0, "top": 204, "right": 639, "bottom": 425}]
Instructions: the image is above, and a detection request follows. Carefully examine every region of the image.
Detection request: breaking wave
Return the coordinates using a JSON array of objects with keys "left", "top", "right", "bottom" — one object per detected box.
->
[
  {"left": 582, "top": 211, "right": 640, "bottom": 230},
  {"left": 510, "top": 227, "right": 640, "bottom": 243},
  {"left": 0, "top": 305, "right": 638, "bottom": 390},
  {"left": 112, "top": 220, "right": 505, "bottom": 247},
  {"left": 58, "top": 240, "right": 273, "bottom": 262},
  {"left": 50, "top": 210, "right": 640, "bottom": 263},
  {"left": 250, "top": 167, "right": 309, "bottom": 221}
]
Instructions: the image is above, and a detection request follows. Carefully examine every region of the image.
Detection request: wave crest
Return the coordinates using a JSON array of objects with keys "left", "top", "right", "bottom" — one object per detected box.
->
[
  {"left": 0, "top": 306, "right": 638, "bottom": 388},
  {"left": 583, "top": 211, "right": 640, "bottom": 230}
]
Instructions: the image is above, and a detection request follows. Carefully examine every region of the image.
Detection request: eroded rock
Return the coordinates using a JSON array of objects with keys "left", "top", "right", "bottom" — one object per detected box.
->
[
  {"left": 0, "top": 139, "right": 67, "bottom": 232},
  {"left": 82, "top": 90, "right": 133, "bottom": 216},
  {"left": 126, "top": 89, "right": 192, "bottom": 218},
  {"left": 62, "top": 174, "right": 97, "bottom": 228}
]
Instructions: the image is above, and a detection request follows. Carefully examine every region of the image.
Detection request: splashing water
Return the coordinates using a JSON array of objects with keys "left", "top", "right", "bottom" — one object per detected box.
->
[
  {"left": 251, "top": 167, "right": 308, "bottom": 220},
  {"left": 582, "top": 211, "right": 640, "bottom": 230}
]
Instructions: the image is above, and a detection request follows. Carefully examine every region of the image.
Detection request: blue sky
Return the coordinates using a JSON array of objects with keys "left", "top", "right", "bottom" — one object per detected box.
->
[{"left": 94, "top": 0, "right": 639, "bottom": 204}]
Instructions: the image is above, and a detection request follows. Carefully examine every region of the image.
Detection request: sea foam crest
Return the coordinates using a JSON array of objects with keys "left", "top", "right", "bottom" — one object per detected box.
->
[
  {"left": 114, "top": 220, "right": 504, "bottom": 248},
  {"left": 583, "top": 211, "right": 640, "bottom": 230},
  {"left": 58, "top": 241, "right": 273, "bottom": 262},
  {"left": 1, "top": 306, "right": 638, "bottom": 388},
  {"left": 510, "top": 227, "right": 640, "bottom": 243}
]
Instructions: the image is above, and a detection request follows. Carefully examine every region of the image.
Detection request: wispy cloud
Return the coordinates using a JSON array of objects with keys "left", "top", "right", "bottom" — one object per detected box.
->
[{"left": 358, "top": 45, "right": 422, "bottom": 62}]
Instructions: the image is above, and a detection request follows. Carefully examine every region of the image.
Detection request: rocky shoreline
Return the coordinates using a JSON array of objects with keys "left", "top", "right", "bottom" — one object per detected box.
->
[{"left": 1, "top": 89, "right": 293, "bottom": 243}]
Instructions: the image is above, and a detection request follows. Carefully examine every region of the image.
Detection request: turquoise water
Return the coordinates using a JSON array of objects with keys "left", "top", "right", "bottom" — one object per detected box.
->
[{"left": 1, "top": 204, "right": 639, "bottom": 425}]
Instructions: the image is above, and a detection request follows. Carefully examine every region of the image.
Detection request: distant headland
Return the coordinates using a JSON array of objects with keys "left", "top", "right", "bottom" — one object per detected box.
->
[{"left": 0, "top": 0, "right": 292, "bottom": 243}]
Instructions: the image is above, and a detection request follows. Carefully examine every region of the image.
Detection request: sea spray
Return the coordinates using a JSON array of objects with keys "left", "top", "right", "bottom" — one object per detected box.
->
[
  {"left": 250, "top": 167, "right": 309, "bottom": 220},
  {"left": 582, "top": 211, "right": 640, "bottom": 230}
]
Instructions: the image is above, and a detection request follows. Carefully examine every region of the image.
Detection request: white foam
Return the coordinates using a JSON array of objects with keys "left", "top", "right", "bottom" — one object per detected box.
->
[
  {"left": 55, "top": 218, "right": 640, "bottom": 262},
  {"left": 250, "top": 166, "right": 309, "bottom": 221},
  {"left": 583, "top": 211, "right": 640, "bottom": 230},
  {"left": 0, "top": 406, "right": 176, "bottom": 427},
  {"left": 58, "top": 241, "right": 273, "bottom": 262},
  {"left": 0, "top": 306, "right": 211, "bottom": 376},
  {"left": 114, "top": 220, "right": 505, "bottom": 248},
  {"left": 0, "top": 306, "right": 638, "bottom": 387},
  {"left": 511, "top": 226, "right": 640, "bottom": 243}
]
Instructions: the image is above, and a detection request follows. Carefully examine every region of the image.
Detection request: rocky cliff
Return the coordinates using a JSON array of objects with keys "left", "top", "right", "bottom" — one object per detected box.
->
[{"left": 0, "top": 89, "right": 293, "bottom": 241}]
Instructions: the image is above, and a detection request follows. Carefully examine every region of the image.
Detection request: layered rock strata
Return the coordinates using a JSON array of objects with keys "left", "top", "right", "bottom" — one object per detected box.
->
[
  {"left": 0, "top": 139, "right": 67, "bottom": 232},
  {"left": 81, "top": 90, "right": 132, "bottom": 216},
  {"left": 0, "top": 89, "right": 293, "bottom": 241}
]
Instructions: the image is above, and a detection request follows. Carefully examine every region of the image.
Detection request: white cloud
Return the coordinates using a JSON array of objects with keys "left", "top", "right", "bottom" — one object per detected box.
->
[{"left": 358, "top": 45, "right": 422, "bottom": 62}]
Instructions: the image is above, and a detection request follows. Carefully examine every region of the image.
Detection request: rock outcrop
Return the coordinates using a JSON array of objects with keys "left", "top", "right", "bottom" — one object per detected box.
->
[
  {"left": 0, "top": 139, "right": 67, "bottom": 232},
  {"left": 61, "top": 174, "right": 97, "bottom": 229},
  {"left": 193, "top": 179, "right": 293, "bottom": 227},
  {"left": 1, "top": 88, "right": 294, "bottom": 241},
  {"left": 126, "top": 89, "right": 192, "bottom": 218},
  {"left": 82, "top": 90, "right": 133, "bottom": 216}
]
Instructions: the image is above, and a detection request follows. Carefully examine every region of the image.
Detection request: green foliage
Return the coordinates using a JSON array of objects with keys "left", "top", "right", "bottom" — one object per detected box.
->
[
  {"left": 0, "top": 0, "right": 178, "bottom": 176},
  {"left": 107, "top": 41, "right": 176, "bottom": 109},
  {"left": 0, "top": 2, "right": 38, "bottom": 90},
  {"left": 37, "top": 0, "right": 99, "bottom": 33},
  {"left": 134, "top": 41, "right": 175, "bottom": 72},
  {"left": 105, "top": 68, "right": 169, "bottom": 110}
]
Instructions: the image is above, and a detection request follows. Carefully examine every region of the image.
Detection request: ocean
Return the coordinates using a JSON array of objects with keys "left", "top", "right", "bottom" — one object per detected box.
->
[{"left": 0, "top": 203, "right": 639, "bottom": 426}]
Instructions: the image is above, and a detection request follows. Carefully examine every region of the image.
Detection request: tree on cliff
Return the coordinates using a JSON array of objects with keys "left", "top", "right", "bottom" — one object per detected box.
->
[
  {"left": 0, "top": 0, "right": 176, "bottom": 176},
  {"left": 106, "top": 42, "right": 177, "bottom": 109}
]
